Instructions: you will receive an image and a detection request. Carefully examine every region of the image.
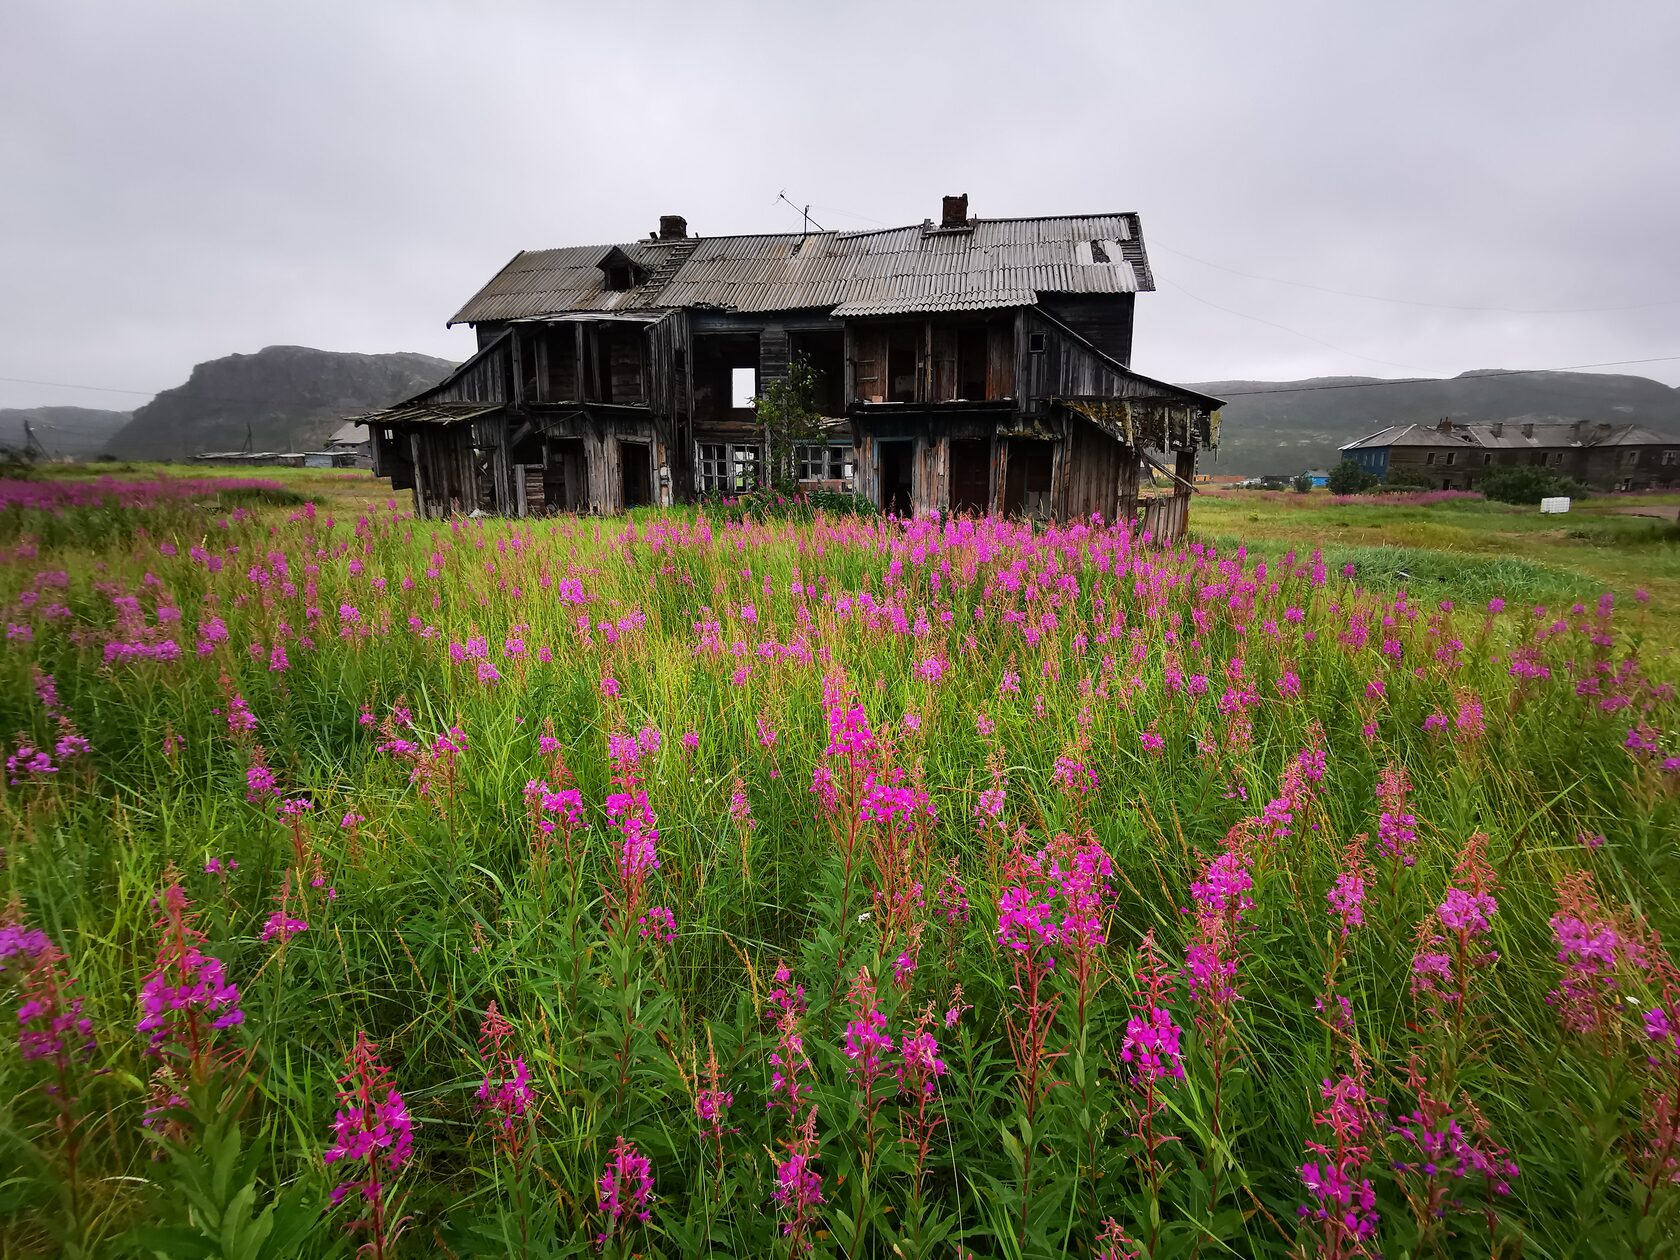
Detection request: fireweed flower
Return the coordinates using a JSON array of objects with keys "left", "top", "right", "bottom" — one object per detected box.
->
[
  {"left": 1297, "top": 1072, "right": 1380, "bottom": 1254},
  {"left": 1546, "top": 871, "right": 1643, "bottom": 1037},
  {"left": 1410, "top": 835, "right": 1501, "bottom": 1016},
  {"left": 476, "top": 1003, "right": 533, "bottom": 1167},
  {"left": 1095, "top": 1220, "right": 1144, "bottom": 1260},
  {"left": 1189, "top": 846, "right": 1255, "bottom": 929},
  {"left": 1327, "top": 835, "right": 1372, "bottom": 937},
  {"left": 1119, "top": 932, "right": 1185, "bottom": 1093},
  {"left": 772, "top": 1109, "right": 825, "bottom": 1247},
  {"left": 1051, "top": 754, "right": 1097, "bottom": 796},
  {"left": 764, "top": 960, "right": 823, "bottom": 1247},
  {"left": 1376, "top": 763, "right": 1418, "bottom": 869},
  {"left": 638, "top": 905, "right": 676, "bottom": 943},
  {"left": 260, "top": 871, "right": 309, "bottom": 945},
  {"left": 597, "top": 1135, "right": 654, "bottom": 1243},
  {"left": 1391, "top": 1059, "right": 1518, "bottom": 1222},
  {"left": 5, "top": 742, "right": 56, "bottom": 785},
  {"left": 1, "top": 915, "right": 95, "bottom": 1079},
  {"left": 322, "top": 1031, "right": 414, "bottom": 1249},
  {"left": 136, "top": 881, "right": 244, "bottom": 1061},
  {"left": 696, "top": 1082, "right": 734, "bottom": 1137}
]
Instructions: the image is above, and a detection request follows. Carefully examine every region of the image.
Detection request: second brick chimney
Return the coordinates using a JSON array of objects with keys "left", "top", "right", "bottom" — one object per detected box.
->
[
  {"left": 941, "top": 194, "right": 969, "bottom": 229},
  {"left": 657, "top": 215, "right": 688, "bottom": 240}
]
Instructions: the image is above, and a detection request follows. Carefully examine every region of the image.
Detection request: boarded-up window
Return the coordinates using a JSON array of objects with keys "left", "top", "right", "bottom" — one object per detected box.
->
[{"left": 957, "top": 326, "right": 988, "bottom": 399}]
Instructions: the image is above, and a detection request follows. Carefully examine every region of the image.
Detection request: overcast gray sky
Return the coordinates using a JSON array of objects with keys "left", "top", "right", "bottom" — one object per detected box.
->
[{"left": 3, "top": 0, "right": 1678, "bottom": 412}]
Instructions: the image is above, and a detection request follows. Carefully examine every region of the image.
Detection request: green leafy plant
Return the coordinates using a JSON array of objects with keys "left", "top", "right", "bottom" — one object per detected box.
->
[{"left": 1326, "top": 460, "right": 1380, "bottom": 494}]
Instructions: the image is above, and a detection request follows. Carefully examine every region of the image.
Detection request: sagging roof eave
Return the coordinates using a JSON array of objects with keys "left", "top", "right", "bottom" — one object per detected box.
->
[
  {"left": 447, "top": 251, "right": 529, "bottom": 327},
  {"left": 1035, "top": 307, "right": 1225, "bottom": 412}
]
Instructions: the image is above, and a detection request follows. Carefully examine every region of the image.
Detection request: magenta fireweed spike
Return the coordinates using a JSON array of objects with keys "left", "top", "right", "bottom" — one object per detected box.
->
[{"left": 323, "top": 1031, "right": 414, "bottom": 1258}]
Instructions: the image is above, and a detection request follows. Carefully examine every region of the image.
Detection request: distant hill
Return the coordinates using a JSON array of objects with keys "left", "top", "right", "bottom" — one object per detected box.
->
[
  {"left": 1188, "top": 369, "right": 1680, "bottom": 476},
  {"left": 104, "top": 346, "right": 455, "bottom": 460},
  {"left": 0, "top": 406, "right": 131, "bottom": 460}
]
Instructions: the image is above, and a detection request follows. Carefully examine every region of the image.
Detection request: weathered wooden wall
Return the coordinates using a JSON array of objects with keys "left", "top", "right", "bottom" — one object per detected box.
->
[
  {"left": 1037, "top": 294, "right": 1135, "bottom": 367},
  {"left": 845, "top": 319, "right": 1014, "bottom": 406},
  {"left": 406, "top": 424, "right": 476, "bottom": 518},
  {"left": 423, "top": 338, "right": 510, "bottom": 406},
  {"left": 1017, "top": 309, "right": 1167, "bottom": 418}
]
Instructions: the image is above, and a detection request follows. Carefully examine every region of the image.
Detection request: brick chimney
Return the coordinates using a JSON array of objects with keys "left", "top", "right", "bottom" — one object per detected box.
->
[
  {"left": 1490, "top": 422, "right": 1503, "bottom": 438},
  {"left": 1521, "top": 422, "right": 1535, "bottom": 439},
  {"left": 941, "top": 194, "right": 969, "bottom": 229},
  {"left": 1594, "top": 422, "right": 1614, "bottom": 441},
  {"left": 1435, "top": 416, "right": 1453, "bottom": 434},
  {"left": 657, "top": 215, "right": 688, "bottom": 240}
]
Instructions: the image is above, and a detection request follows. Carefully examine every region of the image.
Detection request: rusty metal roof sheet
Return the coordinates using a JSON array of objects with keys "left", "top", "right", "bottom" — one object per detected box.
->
[
  {"left": 355, "top": 402, "right": 501, "bottom": 428},
  {"left": 447, "top": 213, "right": 1152, "bottom": 324}
]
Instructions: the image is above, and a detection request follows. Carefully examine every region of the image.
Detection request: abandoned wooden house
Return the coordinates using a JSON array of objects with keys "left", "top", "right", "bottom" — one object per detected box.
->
[{"left": 356, "top": 197, "right": 1224, "bottom": 537}]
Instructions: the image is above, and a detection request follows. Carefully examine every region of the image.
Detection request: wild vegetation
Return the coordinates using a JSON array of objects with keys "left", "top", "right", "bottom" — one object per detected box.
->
[{"left": 2, "top": 471, "right": 1679, "bottom": 1258}]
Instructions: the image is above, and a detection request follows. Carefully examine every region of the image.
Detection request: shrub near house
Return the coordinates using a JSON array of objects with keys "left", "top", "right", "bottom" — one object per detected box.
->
[{"left": 1327, "top": 460, "right": 1379, "bottom": 494}]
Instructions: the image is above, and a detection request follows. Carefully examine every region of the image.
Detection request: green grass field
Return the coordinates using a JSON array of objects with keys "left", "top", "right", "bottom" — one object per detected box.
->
[{"left": 1, "top": 465, "right": 1678, "bottom": 1258}]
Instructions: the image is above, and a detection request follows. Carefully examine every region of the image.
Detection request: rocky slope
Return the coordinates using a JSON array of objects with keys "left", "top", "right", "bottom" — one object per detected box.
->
[
  {"left": 0, "top": 406, "right": 131, "bottom": 460},
  {"left": 104, "top": 346, "right": 455, "bottom": 460}
]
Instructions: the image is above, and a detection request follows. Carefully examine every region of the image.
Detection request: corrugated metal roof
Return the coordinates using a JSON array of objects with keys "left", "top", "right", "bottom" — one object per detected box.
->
[
  {"left": 448, "top": 213, "right": 1152, "bottom": 324},
  {"left": 833, "top": 289, "right": 1038, "bottom": 317},
  {"left": 327, "top": 422, "right": 369, "bottom": 445},
  {"left": 357, "top": 402, "right": 502, "bottom": 428},
  {"left": 1342, "top": 421, "right": 1679, "bottom": 452}
]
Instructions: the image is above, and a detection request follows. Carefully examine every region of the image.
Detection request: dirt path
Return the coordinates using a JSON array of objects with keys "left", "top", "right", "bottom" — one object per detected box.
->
[{"left": 1590, "top": 504, "right": 1680, "bottom": 523}]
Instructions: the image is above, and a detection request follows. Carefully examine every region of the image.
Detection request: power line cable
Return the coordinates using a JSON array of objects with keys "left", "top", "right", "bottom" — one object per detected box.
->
[
  {"left": 1153, "top": 241, "right": 1679, "bottom": 314},
  {"left": 1160, "top": 277, "right": 1428, "bottom": 371}
]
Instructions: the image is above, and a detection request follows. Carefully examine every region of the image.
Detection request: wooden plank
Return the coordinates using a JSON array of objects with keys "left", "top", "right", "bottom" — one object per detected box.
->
[
  {"left": 409, "top": 431, "right": 427, "bottom": 517},
  {"left": 759, "top": 325, "right": 791, "bottom": 385},
  {"left": 930, "top": 324, "right": 958, "bottom": 402},
  {"left": 849, "top": 325, "right": 885, "bottom": 404}
]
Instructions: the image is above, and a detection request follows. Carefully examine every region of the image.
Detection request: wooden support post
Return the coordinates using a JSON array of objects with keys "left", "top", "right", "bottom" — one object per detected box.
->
[
  {"left": 409, "top": 432, "right": 427, "bottom": 518},
  {"left": 510, "top": 331, "right": 525, "bottom": 407}
]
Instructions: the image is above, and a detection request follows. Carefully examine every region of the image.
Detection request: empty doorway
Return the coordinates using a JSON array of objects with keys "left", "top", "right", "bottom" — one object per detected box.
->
[
  {"left": 1002, "top": 439, "right": 1054, "bottom": 518},
  {"left": 620, "top": 441, "right": 653, "bottom": 509},
  {"left": 878, "top": 440, "right": 914, "bottom": 515},
  {"left": 544, "top": 439, "right": 587, "bottom": 513},
  {"left": 949, "top": 439, "right": 990, "bottom": 513}
]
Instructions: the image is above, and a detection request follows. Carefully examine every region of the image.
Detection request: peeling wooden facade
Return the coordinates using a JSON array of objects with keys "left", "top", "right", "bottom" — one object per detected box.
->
[{"left": 357, "top": 200, "right": 1224, "bottom": 539}]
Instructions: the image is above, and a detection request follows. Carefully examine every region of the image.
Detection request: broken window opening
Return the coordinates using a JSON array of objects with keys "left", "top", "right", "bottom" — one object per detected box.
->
[
  {"left": 620, "top": 441, "right": 653, "bottom": 508},
  {"left": 539, "top": 329, "right": 579, "bottom": 401},
  {"left": 789, "top": 331, "right": 845, "bottom": 415},
  {"left": 696, "top": 442, "right": 764, "bottom": 495},
  {"left": 732, "top": 445, "right": 761, "bottom": 491},
  {"left": 692, "top": 334, "right": 761, "bottom": 422},
  {"left": 797, "top": 444, "right": 853, "bottom": 484},
  {"left": 731, "top": 367, "right": 757, "bottom": 410},
  {"left": 886, "top": 326, "right": 920, "bottom": 404}
]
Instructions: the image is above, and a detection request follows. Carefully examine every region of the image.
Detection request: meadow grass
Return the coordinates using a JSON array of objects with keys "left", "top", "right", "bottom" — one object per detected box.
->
[{"left": 0, "top": 473, "right": 1678, "bottom": 1258}]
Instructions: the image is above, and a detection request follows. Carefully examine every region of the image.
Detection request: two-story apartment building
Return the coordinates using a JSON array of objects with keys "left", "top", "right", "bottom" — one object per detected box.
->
[
  {"left": 1341, "top": 418, "right": 1680, "bottom": 492},
  {"left": 356, "top": 197, "right": 1224, "bottom": 538}
]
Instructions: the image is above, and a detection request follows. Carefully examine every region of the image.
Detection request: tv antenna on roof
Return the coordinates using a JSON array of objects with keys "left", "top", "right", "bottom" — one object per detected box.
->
[{"left": 775, "top": 190, "right": 824, "bottom": 236}]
